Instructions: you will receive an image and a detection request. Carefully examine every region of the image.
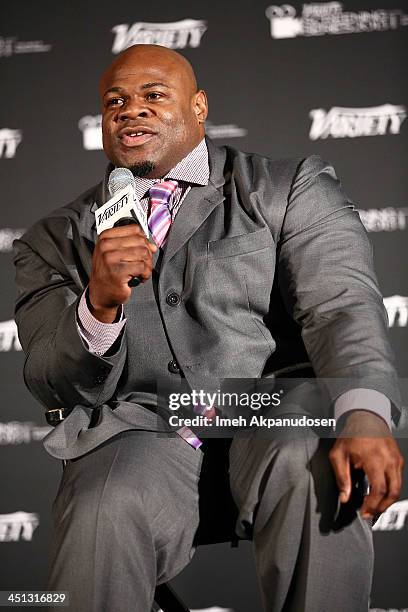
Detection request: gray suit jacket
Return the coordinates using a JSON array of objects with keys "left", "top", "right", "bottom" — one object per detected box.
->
[{"left": 13, "top": 137, "right": 401, "bottom": 459}]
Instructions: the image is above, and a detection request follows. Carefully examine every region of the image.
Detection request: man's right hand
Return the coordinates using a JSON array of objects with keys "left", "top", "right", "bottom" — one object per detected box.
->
[{"left": 88, "top": 225, "right": 158, "bottom": 322}]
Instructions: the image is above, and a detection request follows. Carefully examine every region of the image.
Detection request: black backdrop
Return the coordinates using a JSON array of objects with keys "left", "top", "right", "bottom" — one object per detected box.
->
[{"left": 0, "top": 1, "right": 407, "bottom": 610}]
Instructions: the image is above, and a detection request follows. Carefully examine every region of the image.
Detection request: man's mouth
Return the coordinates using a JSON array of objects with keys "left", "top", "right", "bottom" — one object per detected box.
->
[{"left": 118, "top": 128, "right": 156, "bottom": 148}]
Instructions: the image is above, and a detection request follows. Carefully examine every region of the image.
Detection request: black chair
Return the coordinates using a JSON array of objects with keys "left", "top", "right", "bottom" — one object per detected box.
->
[{"left": 153, "top": 582, "right": 190, "bottom": 612}]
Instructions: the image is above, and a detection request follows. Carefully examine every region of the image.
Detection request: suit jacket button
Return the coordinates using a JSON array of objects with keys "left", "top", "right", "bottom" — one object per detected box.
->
[
  {"left": 168, "top": 360, "right": 181, "bottom": 374},
  {"left": 166, "top": 292, "right": 181, "bottom": 307}
]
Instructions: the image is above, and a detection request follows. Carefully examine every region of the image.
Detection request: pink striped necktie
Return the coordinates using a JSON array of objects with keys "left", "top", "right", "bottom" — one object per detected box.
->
[{"left": 148, "top": 180, "right": 178, "bottom": 247}]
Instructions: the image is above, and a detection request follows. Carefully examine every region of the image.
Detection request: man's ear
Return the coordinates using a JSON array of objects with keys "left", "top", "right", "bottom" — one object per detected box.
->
[{"left": 194, "top": 90, "right": 208, "bottom": 124}]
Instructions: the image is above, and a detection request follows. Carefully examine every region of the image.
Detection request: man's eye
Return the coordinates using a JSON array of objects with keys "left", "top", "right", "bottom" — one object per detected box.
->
[
  {"left": 107, "top": 98, "right": 123, "bottom": 107},
  {"left": 146, "top": 92, "right": 163, "bottom": 101}
]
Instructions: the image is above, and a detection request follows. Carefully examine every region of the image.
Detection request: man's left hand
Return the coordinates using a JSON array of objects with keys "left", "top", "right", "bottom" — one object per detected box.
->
[{"left": 329, "top": 410, "right": 404, "bottom": 519}]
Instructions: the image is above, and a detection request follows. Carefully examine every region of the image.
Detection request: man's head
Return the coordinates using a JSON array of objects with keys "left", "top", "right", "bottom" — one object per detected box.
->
[{"left": 99, "top": 44, "right": 208, "bottom": 178}]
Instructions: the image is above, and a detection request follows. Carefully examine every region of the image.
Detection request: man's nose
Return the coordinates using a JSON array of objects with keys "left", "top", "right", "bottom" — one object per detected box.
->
[{"left": 118, "top": 99, "right": 152, "bottom": 121}]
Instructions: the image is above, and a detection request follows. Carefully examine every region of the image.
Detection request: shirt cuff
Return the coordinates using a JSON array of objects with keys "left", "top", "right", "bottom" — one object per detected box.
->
[
  {"left": 76, "top": 289, "right": 126, "bottom": 356},
  {"left": 334, "top": 388, "right": 392, "bottom": 430}
]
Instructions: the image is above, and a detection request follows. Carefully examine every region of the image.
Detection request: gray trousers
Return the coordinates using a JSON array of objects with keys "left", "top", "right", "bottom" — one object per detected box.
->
[{"left": 46, "top": 426, "right": 373, "bottom": 612}]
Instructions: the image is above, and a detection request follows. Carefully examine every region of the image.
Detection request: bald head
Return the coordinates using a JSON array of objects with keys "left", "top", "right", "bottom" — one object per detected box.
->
[
  {"left": 100, "top": 44, "right": 198, "bottom": 96},
  {"left": 99, "top": 44, "right": 208, "bottom": 177}
]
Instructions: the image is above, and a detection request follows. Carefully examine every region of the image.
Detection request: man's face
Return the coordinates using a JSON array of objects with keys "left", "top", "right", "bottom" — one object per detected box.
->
[{"left": 100, "top": 49, "right": 207, "bottom": 177}]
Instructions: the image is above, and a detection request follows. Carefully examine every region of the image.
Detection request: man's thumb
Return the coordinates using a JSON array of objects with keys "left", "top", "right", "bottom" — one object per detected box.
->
[{"left": 330, "top": 449, "right": 352, "bottom": 503}]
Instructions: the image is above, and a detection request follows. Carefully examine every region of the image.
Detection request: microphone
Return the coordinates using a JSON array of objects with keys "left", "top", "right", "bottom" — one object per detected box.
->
[
  {"left": 108, "top": 167, "right": 138, "bottom": 229},
  {"left": 108, "top": 166, "right": 136, "bottom": 194},
  {"left": 108, "top": 167, "right": 141, "bottom": 288}
]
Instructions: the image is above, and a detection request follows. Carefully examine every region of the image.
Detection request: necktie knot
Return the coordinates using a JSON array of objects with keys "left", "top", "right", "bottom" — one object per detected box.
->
[
  {"left": 148, "top": 179, "right": 178, "bottom": 207},
  {"left": 148, "top": 179, "right": 178, "bottom": 247}
]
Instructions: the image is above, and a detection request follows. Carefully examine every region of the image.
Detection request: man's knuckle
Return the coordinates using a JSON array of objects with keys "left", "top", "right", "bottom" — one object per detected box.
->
[
  {"left": 389, "top": 491, "right": 400, "bottom": 503},
  {"left": 375, "top": 487, "right": 387, "bottom": 497},
  {"left": 103, "top": 251, "right": 116, "bottom": 265},
  {"left": 98, "top": 239, "right": 109, "bottom": 253},
  {"left": 391, "top": 459, "right": 402, "bottom": 471},
  {"left": 328, "top": 448, "right": 340, "bottom": 461}
]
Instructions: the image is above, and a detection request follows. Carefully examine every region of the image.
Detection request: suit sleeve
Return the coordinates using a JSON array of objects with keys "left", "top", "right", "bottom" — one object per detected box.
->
[
  {"left": 276, "top": 155, "right": 401, "bottom": 424},
  {"left": 13, "top": 231, "right": 127, "bottom": 413}
]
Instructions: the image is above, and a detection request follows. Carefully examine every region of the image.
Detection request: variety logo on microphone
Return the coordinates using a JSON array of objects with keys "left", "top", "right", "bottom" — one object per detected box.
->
[
  {"left": 0, "top": 320, "right": 22, "bottom": 351},
  {"left": 111, "top": 19, "right": 208, "bottom": 53},
  {"left": 383, "top": 296, "right": 408, "bottom": 328},
  {"left": 0, "top": 36, "right": 51, "bottom": 58},
  {"left": 358, "top": 208, "right": 408, "bottom": 233},
  {"left": 0, "top": 422, "right": 52, "bottom": 445},
  {"left": 0, "top": 128, "right": 22, "bottom": 158},
  {"left": 265, "top": 3, "right": 408, "bottom": 39},
  {"left": 0, "top": 512, "right": 39, "bottom": 542},
  {"left": 309, "top": 105, "right": 407, "bottom": 140},
  {"left": 95, "top": 182, "right": 149, "bottom": 238},
  {"left": 95, "top": 185, "right": 135, "bottom": 233}
]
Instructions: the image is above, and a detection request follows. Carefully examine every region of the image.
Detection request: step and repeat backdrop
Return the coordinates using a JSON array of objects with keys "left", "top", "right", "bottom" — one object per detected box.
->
[{"left": 1, "top": 1, "right": 407, "bottom": 610}]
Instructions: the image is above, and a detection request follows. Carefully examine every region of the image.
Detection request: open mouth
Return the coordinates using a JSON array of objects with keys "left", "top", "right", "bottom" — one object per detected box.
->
[{"left": 119, "top": 130, "right": 156, "bottom": 147}]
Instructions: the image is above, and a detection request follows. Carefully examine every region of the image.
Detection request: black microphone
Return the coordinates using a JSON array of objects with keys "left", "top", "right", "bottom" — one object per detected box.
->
[{"left": 108, "top": 168, "right": 141, "bottom": 288}]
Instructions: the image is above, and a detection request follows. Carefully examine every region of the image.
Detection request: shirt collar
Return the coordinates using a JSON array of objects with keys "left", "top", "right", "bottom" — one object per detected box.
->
[{"left": 133, "top": 138, "right": 209, "bottom": 202}]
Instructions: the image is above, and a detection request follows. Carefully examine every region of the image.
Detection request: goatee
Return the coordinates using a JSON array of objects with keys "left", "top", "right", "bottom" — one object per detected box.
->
[{"left": 129, "top": 161, "right": 155, "bottom": 178}]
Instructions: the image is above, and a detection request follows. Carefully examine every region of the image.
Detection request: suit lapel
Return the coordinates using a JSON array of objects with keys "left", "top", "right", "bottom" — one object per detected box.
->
[
  {"left": 161, "top": 182, "right": 224, "bottom": 265},
  {"left": 84, "top": 164, "right": 113, "bottom": 242},
  {"left": 162, "top": 137, "right": 227, "bottom": 266}
]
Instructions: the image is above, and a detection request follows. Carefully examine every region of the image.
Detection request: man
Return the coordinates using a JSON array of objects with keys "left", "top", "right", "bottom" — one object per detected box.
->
[{"left": 13, "top": 44, "right": 403, "bottom": 612}]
